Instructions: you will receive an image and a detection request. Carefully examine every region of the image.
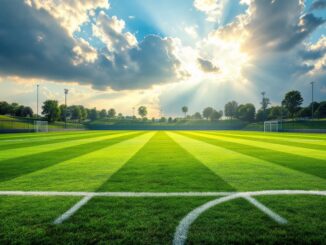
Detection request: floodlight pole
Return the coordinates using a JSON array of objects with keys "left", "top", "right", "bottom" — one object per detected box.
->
[
  {"left": 261, "top": 91, "right": 266, "bottom": 121},
  {"left": 64, "top": 89, "right": 69, "bottom": 128},
  {"left": 36, "top": 84, "right": 39, "bottom": 118},
  {"left": 310, "top": 82, "right": 314, "bottom": 119}
]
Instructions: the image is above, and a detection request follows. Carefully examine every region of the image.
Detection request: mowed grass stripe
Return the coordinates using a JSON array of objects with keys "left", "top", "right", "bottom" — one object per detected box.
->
[
  {"left": 0, "top": 131, "right": 135, "bottom": 162},
  {"left": 223, "top": 130, "right": 326, "bottom": 140},
  {"left": 0, "top": 131, "right": 113, "bottom": 151},
  {"left": 98, "top": 132, "right": 234, "bottom": 192},
  {"left": 0, "top": 130, "right": 90, "bottom": 141},
  {"left": 169, "top": 132, "right": 326, "bottom": 191},
  {"left": 189, "top": 131, "right": 326, "bottom": 160},
  {"left": 0, "top": 132, "right": 154, "bottom": 191},
  {"left": 0, "top": 132, "right": 143, "bottom": 182},
  {"left": 179, "top": 132, "right": 326, "bottom": 180},
  {"left": 209, "top": 131, "right": 326, "bottom": 151}
]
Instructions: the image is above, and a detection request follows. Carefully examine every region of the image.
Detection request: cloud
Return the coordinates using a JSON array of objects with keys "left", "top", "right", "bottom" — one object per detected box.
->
[
  {"left": 193, "top": 0, "right": 227, "bottom": 23},
  {"left": 0, "top": 0, "right": 183, "bottom": 91},
  {"left": 92, "top": 12, "right": 137, "bottom": 52},
  {"left": 184, "top": 25, "right": 198, "bottom": 39},
  {"left": 310, "top": 0, "right": 326, "bottom": 11},
  {"left": 26, "top": 0, "right": 110, "bottom": 36},
  {"left": 197, "top": 58, "right": 219, "bottom": 73}
]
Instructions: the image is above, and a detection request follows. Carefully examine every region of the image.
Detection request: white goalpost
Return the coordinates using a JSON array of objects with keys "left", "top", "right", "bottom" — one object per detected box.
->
[
  {"left": 34, "top": 120, "right": 48, "bottom": 133},
  {"left": 264, "top": 120, "right": 281, "bottom": 132}
]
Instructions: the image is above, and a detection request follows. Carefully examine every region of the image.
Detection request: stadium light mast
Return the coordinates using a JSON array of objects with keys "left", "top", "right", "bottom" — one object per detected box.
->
[
  {"left": 310, "top": 81, "right": 314, "bottom": 119},
  {"left": 64, "top": 89, "right": 69, "bottom": 128},
  {"left": 261, "top": 91, "right": 266, "bottom": 121},
  {"left": 36, "top": 84, "right": 39, "bottom": 118}
]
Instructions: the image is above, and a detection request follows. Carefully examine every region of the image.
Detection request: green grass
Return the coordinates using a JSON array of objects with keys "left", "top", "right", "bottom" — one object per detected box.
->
[{"left": 0, "top": 130, "right": 325, "bottom": 244}]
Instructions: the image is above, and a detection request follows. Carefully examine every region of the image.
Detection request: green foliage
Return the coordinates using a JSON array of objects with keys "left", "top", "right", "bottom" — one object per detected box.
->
[
  {"left": 224, "top": 101, "right": 238, "bottom": 119},
  {"left": 181, "top": 106, "right": 188, "bottom": 117},
  {"left": 138, "top": 106, "right": 147, "bottom": 118},
  {"left": 99, "top": 109, "right": 107, "bottom": 118},
  {"left": 108, "top": 108, "right": 116, "bottom": 118},
  {"left": 42, "top": 100, "right": 60, "bottom": 122},
  {"left": 282, "top": 90, "right": 303, "bottom": 118},
  {"left": 210, "top": 110, "right": 223, "bottom": 121},
  {"left": 203, "top": 107, "right": 214, "bottom": 119},
  {"left": 237, "top": 103, "right": 256, "bottom": 122},
  {"left": 89, "top": 108, "right": 98, "bottom": 121},
  {"left": 315, "top": 102, "right": 326, "bottom": 118}
]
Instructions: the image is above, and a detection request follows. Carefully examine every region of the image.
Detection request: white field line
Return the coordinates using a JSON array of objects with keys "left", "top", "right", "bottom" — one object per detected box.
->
[
  {"left": 173, "top": 190, "right": 326, "bottom": 245},
  {"left": 53, "top": 195, "right": 94, "bottom": 224},
  {"left": 0, "top": 190, "right": 325, "bottom": 228},
  {"left": 173, "top": 194, "right": 240, "bottom": 245},
  {"left": 242, "top": 195, "right": 287, "bottom": 224}
]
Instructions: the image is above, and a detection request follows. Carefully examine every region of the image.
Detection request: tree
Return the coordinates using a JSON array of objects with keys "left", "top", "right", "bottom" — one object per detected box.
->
[
  {"left": 89, "top": 108, "right": 98, "bottom": 121},
  {"left": 99, "top": 109, "right": 107, "bottom": 118},
  {"left": 9, "top": 103, "right": 19, "bottom": 116},
  {"left": 192, "top": 112, "right": 202, "bottom": 120},
  {"left": 15, "top": 105, "right": 25, "bottom": 117},
  {"left": 203, "top": 107, "right": 214, "bottom": 120},
  {"left": 108, "top": 108, "right": 116, "bottom": 118},
  {"left": 159, "top": 117, "right": 166, "bottom": 122},
  {"left": 0, "top": 101, "right": 10, "bottom": 115},
  {"left": 42, "top": 100, "right": 60, "bottom": 122},
  {"left": 138, "top": 106, "right": 147, "bottom": 118},
  {"left": 211, "top": 110, "right": 223, "bottom": 121},
  {"left": 224, "top": 101, "right": 238, "bottom": 119},
  {"left": 59, "top": 104, "right": 67, "bottom": 121},
  {"left": 182, "top": 106, "right": 188, "bottom": 117},
  {"left": 21, "top": 106, "right": 33, "bottom": 117},
  {"left": 79, "top": 106, "right": 88, "bottom": 121},
  {"left": 282, "top": 90, "right": 303, "bottom": 118},
  {"left": 237, "top": 103, "right": 255, "bottom": 122},
  {"left": 168, "top": 117, "right": 173, "bottom": 123},
  {"left": 268, "top": 106, "right": 282, "bottom": 120},
  {"left": 70, "top": 106, "right": 82, "bottom": 121},
  {"left": 315, "top": 102, "right": 326, "bottom": 118}
]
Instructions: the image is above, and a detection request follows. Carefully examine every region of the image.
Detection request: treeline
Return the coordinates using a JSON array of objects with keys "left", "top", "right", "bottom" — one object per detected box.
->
[
  {"left": 41, "top": 100, "right": 124, "bottom": 122},
  {"left": 1, "top": 90, "right": 325, "bottom": 123},
  {"left": 0, "top": 101, "right": 33, "bottom": 117},
  {"left": 183, "top": 90, "right": 326, "bottom": 122}
]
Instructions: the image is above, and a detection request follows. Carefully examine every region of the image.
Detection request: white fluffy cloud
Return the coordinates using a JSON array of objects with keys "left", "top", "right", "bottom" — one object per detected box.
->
[{"left": 193, "top": 0, "right": 227, "bottom": 23}]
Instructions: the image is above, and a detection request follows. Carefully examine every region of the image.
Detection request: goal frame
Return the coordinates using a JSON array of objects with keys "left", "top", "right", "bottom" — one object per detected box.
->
[
  {"left": 264, "top": 120, "right": 281, "bottom": 132},
  {"left": 34, "top": 120, "right": 48, "bottom": 133}
]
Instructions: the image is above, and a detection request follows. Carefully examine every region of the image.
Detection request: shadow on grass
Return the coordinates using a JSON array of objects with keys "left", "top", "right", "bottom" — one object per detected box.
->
[
  {"left": 0, "top": 132, "right": 143, "bottom": 182},
  {"left": 97, "top": 132, "right": 235, "bottom": 192}
]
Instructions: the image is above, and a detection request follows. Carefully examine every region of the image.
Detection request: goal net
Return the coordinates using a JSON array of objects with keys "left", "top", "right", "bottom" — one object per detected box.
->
[
  {"left": 34, "top": 120, "right": 48, "bottom": 133},
  {"left": 264, "top": 120, "right": 281, "bottom": 132}
]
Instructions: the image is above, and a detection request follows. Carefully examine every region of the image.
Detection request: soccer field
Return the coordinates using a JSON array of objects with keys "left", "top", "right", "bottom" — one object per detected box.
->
[{"left": 0, "top": 130, "right": 325, "bottom": 244}]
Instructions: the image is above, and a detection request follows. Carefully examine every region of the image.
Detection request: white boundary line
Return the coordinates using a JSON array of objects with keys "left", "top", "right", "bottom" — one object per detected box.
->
[
  {"left": 242, "top": 195, "right": 288, "bottom": 224},
  {"left": 0, "top": 190, "right": 325, "bottom": 229},
  {"left": 173, "top": 190, "right": 326, "bottom": 245},
  {"left": 54, "top": 195, "right": 94, "bottom": 224}
]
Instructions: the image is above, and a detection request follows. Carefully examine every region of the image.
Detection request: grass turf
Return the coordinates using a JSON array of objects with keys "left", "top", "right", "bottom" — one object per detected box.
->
[{"left": 0, "top": 130, "right": 325, "bottom": 244}]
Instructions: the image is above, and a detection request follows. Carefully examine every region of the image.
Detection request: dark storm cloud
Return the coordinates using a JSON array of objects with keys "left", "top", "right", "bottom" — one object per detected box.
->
[
  {"left": 0, "top": 0, "right": 181, "bottom": 90},
  {"left": 197, "top": 58, "right": 219, "bottom": 73},
  {"left": 310, "top": 0, "right": 326, "bottom": 11},
  {"left": 299, "top": 47, "right": 326, "bottom": 60},
  {"left": 242, "top": 0, "right": 325, "bottom": 52}
]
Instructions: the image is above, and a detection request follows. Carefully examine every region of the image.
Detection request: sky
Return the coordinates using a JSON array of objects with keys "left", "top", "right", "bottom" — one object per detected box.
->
[{"left": 0, "top": 0, "right": 325, "bottom": 117}]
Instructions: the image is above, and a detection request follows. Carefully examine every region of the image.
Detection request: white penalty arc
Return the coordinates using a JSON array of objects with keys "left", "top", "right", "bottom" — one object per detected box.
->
[{"left": 173, "top": 190, "right": 326, "bottom": 245}]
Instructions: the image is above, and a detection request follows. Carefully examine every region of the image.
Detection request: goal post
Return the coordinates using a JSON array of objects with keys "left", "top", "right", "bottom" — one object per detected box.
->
[
  {"left": 34, "top": 120, "right": 48, "bottom": 133},
  {"left": 264, "top": 120, "right": 281, "bottom": 132}
]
